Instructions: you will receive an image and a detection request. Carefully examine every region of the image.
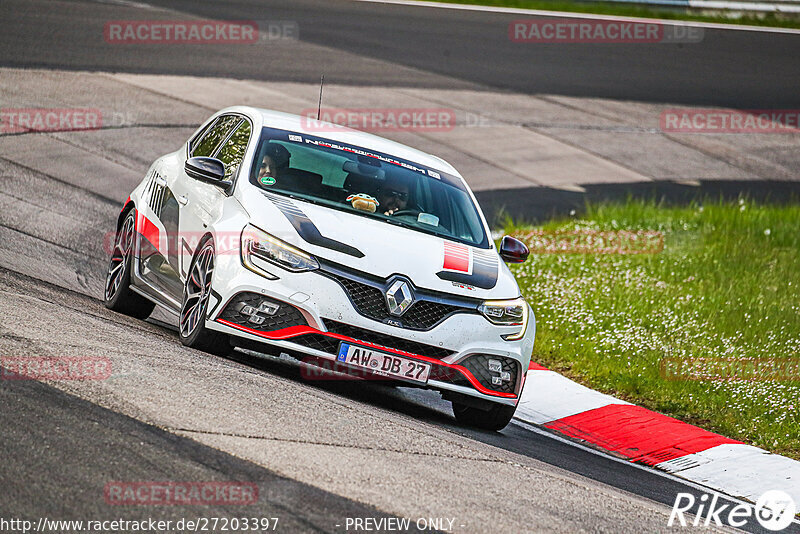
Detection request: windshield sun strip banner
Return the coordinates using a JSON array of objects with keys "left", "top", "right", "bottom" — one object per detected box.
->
[{"left": 268, "top": 128, "right": 466, "bottom": 191}]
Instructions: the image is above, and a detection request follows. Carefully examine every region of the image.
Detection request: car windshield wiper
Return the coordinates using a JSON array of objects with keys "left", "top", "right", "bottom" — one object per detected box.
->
[
  {"left": 282, "top": 192, "right": 322, "bottom": 206},
  {"left": 382, "top": 217, "right": 417, "bottom": 231},
  {"left": 381, "top": 217, "right": 470, "bottom": 245}
]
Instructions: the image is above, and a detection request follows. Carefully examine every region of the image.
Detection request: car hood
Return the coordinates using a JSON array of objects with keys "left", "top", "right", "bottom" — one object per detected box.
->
[{"left": 240, "top": 191, "right": 520, "bottom": 299}]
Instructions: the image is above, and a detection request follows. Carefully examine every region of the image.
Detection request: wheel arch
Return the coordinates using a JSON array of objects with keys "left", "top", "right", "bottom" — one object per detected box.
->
[{"left": 117, "top": 198, "right": 136, "bottom": 232}]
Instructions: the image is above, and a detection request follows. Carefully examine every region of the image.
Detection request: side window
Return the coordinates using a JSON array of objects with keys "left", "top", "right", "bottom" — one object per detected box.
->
[
  {"left": 191, "top": 115, "right": 241, "bottom": 157},
  {"left": 215, "top": 120, "right": 252, "bottom": 180},
  {"left": 188, "top": 118, "right": 217, "bottom": 155}
]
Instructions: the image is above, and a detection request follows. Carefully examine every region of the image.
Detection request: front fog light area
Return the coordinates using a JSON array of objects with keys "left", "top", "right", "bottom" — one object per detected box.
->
[
  {"left": 241, "top": 224, "right": 319, "bottom": 278},
  {"left": 238, "top": 300, "right": 280, "bottom": 324},
  {"left": 488, "top": 359, "right": 512, "bottom": 385},
  {"left": 478, "top": 297, "right": 529, "bottom": 341},
  {"left": 219, "top": 293, "right": 307, "bottom": 332},
  {"left": 460, "top": 354, "right": 518, "bottom": 394}
]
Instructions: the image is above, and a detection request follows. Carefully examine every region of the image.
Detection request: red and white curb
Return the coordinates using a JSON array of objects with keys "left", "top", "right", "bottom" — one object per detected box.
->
[{"left": 514, "top": 363, "right": 800, "bottom": 507}]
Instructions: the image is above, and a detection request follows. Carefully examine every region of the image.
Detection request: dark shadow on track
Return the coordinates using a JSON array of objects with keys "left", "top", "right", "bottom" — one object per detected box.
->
[{"left": 0, "top": 367, "right": 428, "bottom": 532}]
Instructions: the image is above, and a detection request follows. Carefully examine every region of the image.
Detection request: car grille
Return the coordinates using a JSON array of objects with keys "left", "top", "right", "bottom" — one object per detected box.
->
[
  {"left": 317, "top": 320, "right": 455, "bottom": 360},
  {"left": 218, "top": 293, "right": 306, "bottom": 332},
  {"left": 459, "top": 354, "right": 519, "bottom": 395},
  {"left": 323, "top": 272, "right": 477, "bottom": 331}
]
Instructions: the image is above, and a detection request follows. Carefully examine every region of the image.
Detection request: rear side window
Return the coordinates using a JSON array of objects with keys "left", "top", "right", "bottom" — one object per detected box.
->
[
  {"left": 191, "top": 115, "right": 241, "bottom": 157},
  {"left": 215, "top": 120, "right": 252, "bottom": 180}
]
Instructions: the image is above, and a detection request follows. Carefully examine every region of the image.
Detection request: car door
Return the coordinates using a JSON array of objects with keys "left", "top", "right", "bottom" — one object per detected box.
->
[{"left": 172, "top": 115, "right": 252, "bottom": 295}]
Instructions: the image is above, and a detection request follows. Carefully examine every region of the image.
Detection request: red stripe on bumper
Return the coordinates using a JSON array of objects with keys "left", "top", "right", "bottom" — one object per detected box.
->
[
  {"left": 544, "top": 404, "right": 741, "bottom": 465},
  {"left": 216, "top": 318, "right": 517, "bottom": 399}
]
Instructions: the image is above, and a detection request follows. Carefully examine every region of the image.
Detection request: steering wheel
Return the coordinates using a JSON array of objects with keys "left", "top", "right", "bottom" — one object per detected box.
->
[{"left": 388, "top": 209, "right": 420, "bottom": 218}]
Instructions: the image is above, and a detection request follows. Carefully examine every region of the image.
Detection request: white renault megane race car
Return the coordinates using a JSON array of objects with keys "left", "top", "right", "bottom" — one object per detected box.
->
[{"left": 105, "top": 106, "right": 535, "bottom": 430}]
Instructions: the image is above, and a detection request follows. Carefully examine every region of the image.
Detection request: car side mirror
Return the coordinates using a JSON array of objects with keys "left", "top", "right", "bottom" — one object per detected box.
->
[
  {"left": 185, "top": 157, "right": 230, "bottom": 187},
  {"left": 499, "top": 236, "right": 529, "bottom": 263}
]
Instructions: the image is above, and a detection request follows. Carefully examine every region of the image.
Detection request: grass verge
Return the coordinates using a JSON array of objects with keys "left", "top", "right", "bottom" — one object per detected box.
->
[
  {"left": 506, "top": 198, "right": 800, "bottom": 459},
  {"left": 427, "top": 0, "right": 800, "bottom": 29}
]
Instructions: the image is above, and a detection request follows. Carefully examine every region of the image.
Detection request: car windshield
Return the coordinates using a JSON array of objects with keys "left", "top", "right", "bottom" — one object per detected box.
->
[{"left": 249, "top": 127, "right": 489, "bottom": 248}]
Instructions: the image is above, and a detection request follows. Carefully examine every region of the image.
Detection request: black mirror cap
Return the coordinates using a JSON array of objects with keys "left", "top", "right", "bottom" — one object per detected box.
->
[
  {"left": 185, "top": 157, "right": 229, "bottom": 187},
  {"left": 499, "top": 236, "right": 529, "bottom": 263}
]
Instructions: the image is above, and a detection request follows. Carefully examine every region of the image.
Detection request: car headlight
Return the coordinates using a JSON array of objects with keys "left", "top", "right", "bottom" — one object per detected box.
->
[
  {"left": 241, "top": 224, "right": 319, "bottom": 278},
  {"left": 478, "top": 297, "right": 529, "bottom": 341}
]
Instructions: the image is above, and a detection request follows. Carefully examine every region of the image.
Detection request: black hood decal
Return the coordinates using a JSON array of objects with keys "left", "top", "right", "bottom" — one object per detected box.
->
[
  {"left": 263, "top": 192, "right": 364, "bottom": 259},
  {"left": 436, "top": 249, "right": 498, "bottom": 290}
]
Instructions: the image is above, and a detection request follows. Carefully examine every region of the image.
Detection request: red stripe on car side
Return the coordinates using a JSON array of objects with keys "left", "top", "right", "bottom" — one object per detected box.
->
[
  {"left": 136, "top": 211, "right": 160, "bottom": 251},
  {"left": 216, "top": 318, "right": 517, "bottom": 399},
  {"left": 544, "top": 404, "right": 741, "bottom": 465},
  {"left": 528, "top": 361, "right": 549, "bottom": 371}
]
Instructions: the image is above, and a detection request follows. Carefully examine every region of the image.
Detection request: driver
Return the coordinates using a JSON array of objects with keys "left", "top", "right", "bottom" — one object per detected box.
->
[
  {"left": 257, "top": 143, "right": 291, "bottom": 181},
  {"left": 376, "top": 178, "right": 410, "bottom": 216}
]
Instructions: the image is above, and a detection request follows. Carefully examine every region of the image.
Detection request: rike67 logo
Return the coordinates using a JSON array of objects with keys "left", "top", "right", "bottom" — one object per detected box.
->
[{"left": 669, "top": 490, "right": 797, "bottom": 531}]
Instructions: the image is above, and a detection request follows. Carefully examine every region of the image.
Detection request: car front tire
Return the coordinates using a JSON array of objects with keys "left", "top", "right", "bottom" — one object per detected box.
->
[
  {"left": 452, "top": 399, "right": 517, "bottom": 431},
  {"left": 104, "top": 209, "right": 156, "bottom": 319},
  {"left": 179, "top": 238, "right": 232, "bottom": 356}
]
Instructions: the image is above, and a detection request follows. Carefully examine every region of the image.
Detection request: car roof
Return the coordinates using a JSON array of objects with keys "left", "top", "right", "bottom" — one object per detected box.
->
[{"left": 223, "top": 106, "right": 462, "bottom": 178}]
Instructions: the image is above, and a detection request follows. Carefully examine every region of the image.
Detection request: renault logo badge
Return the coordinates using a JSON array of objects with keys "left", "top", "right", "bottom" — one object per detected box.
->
[{"left": 385, "top": 279, "right": 414, "bottom": 316}]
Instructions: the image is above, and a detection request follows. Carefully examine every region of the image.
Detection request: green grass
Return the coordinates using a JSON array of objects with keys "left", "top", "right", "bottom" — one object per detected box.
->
[
  {"left": 429, "top": 0, "right": 800, "bottom": 29},
  {"left": 506, "top": 198, "right": 800, "bottom": 459}
]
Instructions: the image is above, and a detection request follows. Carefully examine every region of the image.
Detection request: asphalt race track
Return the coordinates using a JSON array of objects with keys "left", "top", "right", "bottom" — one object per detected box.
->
[
  {"left": 1, "top": 1, "right": 799, "bottom": 532},
  {"left": 4, "top": 0, "right": 800, "bottom": 107}
]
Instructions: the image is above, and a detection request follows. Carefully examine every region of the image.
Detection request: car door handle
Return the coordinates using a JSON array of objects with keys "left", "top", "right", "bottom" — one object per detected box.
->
[{"left": 177, "top": 195, "right": 189, "bottom": 206}]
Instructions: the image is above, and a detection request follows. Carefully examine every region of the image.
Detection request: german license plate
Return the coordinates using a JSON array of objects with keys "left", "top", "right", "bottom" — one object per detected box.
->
[{"left": 337, "top": 343, "right": 430, "bottom": 384}]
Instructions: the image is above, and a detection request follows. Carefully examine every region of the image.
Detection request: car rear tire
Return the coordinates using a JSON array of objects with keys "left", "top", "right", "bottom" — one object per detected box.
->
[
  {"left": 104, "top": 209, "right": 156, "bottom": 319},
  {"left": 452, "top": 400, "right": 517, "bottom": 431},
  {"left": 179, "top": 238, "right": 233, "bottom": 356}
]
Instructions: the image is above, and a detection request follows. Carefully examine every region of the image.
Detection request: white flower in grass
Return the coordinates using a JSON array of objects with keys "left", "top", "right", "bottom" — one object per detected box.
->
[{"left": 764, "top": 228, "right": 771, "bottom": 236}]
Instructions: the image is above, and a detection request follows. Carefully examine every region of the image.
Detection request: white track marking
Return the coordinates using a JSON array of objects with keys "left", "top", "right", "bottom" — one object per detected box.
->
[
  {"left": 657, "top": 444, "right": 800, "bottom": 506},
  {"left": 513, "top": 369, "right": 800, "bottom": 520},
  {"left": 512, "top": 420, "right": 800, "bottom": 528},
  {"left": 515, "top": 369, "right": 629, "bottom": 425}
]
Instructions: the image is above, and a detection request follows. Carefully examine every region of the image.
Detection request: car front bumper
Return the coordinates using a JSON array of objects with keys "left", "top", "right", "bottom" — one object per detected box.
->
[{"left": 205, "top": 252, "right": 535, "bottom": 406}]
